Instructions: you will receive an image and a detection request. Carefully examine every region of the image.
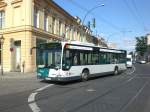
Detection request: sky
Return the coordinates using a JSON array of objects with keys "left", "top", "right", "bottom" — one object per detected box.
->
[{"left": 54, "top": 0, "right": 150, "bottom": 52}]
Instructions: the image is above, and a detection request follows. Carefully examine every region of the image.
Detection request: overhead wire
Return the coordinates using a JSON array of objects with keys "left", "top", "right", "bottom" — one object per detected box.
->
[
  {"left": 132, "top": 0, "right": 148, "bottom": 31},
  {"left": 63, "top": 0, "right": 123, "bottom": 32},
  {"left": 123, "top": 0, "right": 146, "bottom": 32}
]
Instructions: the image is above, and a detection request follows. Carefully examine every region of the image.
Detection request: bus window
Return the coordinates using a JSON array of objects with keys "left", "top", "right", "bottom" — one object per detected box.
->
[
  {"left": 73, "top": 53, "right": 78, "bottom": 65},
  {"left": 80, "top": 52, "right": 84, "bottom": 65},
  {"left": 106, "top": 53, "right": 111, "bottom": 64},
  {"left": 85, "top": 53, "right": 88, "bottom": 65},
  {"left": 110, "top": 53, "right": 116, "bottom": 64},
  {"left": 62, "top": 50, "right": 72, "bottom": 70},
  {"left": 118, "top": 53, "right": 125, "bottom": 63},
  {"left": 99, "top": 52, "right": 106, "bottom": 64},
  {"left": 47, "top": 52, "right": 53, "bottom": 66},
  {"left": 88, "top": 52, "right": 92, "bottom": 65},
  {"left": 92, "top": 52, "right": 99, "bottom": 64}
]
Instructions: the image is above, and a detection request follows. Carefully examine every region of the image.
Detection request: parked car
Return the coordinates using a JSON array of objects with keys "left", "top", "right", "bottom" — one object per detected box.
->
[{"left": 139, "top": 60, "right": 146, "bottom": 64}]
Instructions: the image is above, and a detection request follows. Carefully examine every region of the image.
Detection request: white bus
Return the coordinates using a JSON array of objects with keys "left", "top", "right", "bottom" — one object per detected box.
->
[{"left": 37, "top": 41, "right": 127, "bottom": 81}]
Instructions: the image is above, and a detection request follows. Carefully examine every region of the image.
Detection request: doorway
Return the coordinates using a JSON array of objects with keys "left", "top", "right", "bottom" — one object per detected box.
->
[{"left": 14, "top": 41, "right": 21, "bottom": 72}]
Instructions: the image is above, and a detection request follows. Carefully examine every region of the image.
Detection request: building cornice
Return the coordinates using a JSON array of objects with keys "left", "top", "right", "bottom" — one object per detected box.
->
[
  {"left": 11, "top": 0, "right": 22, "bottom": 4},
  {"left": 34, "top": 0, "right": 77, "bottom": 24},
  {"left": 0, "top": 25, "right": 62, "bottom": 40},
  {"left": 11, "top": 0, "right": 22, "bottom": 7},
  {"left": 0, "top": 1, "right": 7, "bottom": 9}
]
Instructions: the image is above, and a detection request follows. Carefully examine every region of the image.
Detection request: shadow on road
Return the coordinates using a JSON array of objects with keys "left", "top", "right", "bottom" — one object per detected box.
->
[{"left": 39, "top": 73, "right": 119, "bottom": 86}]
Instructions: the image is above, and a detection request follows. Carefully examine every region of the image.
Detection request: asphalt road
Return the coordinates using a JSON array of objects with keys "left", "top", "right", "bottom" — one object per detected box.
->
[{"left": 0, "top": 64, "right": 150, "bottom": 112}]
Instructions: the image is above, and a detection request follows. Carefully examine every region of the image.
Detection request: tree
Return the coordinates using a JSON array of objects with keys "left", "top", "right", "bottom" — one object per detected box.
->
[{"left": 135, "top": 36, "right": 148, "bottom": 56}]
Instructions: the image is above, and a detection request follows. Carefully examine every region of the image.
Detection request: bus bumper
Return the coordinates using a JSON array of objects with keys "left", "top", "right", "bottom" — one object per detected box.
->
[{"left": 38, "top": 76, "right": 80, "bottom": 82}]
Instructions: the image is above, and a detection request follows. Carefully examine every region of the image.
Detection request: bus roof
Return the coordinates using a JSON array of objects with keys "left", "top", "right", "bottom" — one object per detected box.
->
[
  {"left": 62, "top": 41, "right": 126, "bottom": 52},
  {"left": 38, "top": 41, "right": 126, "bottom": 53}
]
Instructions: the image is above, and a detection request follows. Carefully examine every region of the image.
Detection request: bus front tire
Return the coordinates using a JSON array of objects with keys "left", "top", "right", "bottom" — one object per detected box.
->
[
  {"left": 114, "top": 67, "right": 119, "bottom": 75},
  {"left": 81, "top": 70, "right": 89, "bottom": 81}
]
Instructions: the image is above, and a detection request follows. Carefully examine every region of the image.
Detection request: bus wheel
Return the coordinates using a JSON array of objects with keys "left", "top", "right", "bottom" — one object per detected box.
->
[
  {"left": 81, "top": 70, "right": 89, "bottom": 81},
  {"left": 114, "top": 67, "right": 119, "bottom": 75}
]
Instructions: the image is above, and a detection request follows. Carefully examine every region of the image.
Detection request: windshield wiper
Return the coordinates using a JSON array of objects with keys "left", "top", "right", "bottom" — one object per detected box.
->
[{"left": 44, "top": 64, "right": 60, "bottom": 70}]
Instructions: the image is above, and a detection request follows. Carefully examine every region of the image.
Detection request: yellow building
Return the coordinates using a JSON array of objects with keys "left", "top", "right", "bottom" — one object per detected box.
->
[{"left": 0, "top": 0, "right": 92, "bottom": 72}]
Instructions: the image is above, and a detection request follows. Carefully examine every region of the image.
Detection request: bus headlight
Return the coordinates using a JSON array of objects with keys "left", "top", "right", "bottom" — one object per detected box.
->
[{"left": 65, "top": 72, "right": 71, "bottom": 76}]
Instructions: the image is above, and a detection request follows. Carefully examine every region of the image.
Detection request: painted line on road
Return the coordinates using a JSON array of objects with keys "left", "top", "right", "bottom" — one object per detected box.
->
[
  {"left": 28, "top": 92, "right": 38, "bottom": 103},
  {"left": 127, "top": 76, "right": 135, "bottom": 82},
  {"left": 28, "top": 84, "right": 53, "bottom": 112},
  {"left": 29, "top": 102, "right": 40, "bottom": 112},
  {"left": 126, "top": 65, "right": 136, "bottom": 82},
  {"left": 36, "top": 84, "right": 53, "bottom": 92},
  {"left": 120, "top": 81, "right": 149, "bottom": 112},
  {"left": 128, "top": 65, "right": 136, "bottom": 75}
]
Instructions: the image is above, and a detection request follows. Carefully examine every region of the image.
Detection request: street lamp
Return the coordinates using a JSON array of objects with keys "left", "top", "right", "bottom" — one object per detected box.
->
[
  {"left": 62, "top": 4, "right": 104, "bottom": 41},
  {"left": 82, "top": 4, "right": 104, "bottom": 25},
  {"left": 81, "top": 4, "right": 104, "bottom": 43},
  {"left": 0, "top": 34, "right": 4, "bottom": 75}
]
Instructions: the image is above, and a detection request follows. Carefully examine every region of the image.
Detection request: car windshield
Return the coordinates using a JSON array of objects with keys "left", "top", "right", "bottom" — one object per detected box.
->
[{"left": 127, "top": 58, "right": 131, "bottom": 61}]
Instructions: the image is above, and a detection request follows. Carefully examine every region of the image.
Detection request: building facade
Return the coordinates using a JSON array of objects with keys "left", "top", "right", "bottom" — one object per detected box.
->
[
  {"left": 0, "top": 0, "right": 96, "bottom": 72},
  {"left": 108, "top": 42, "right": 117, "bottom": 49}
]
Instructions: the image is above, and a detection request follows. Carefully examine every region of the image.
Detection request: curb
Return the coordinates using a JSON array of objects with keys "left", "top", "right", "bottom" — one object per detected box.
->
[
  {"left": 0, "top": 76, "right": 35, "bottom": 80},
  {"left": 0, "top": 73, "right": 36, "bottom": 80}
]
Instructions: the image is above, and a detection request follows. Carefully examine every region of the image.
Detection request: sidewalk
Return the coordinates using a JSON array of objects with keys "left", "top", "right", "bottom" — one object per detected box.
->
[
  {"left": 0, "top": 72, "right": 37, "bottom": 80},
  {"left": 0, "top": 72, "right": 46, "bottom": 96}
]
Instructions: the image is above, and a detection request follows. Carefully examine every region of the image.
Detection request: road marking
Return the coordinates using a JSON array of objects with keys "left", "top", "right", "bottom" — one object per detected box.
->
[
  {"left": 28, "top": 92, "right": 38, "bottom": 103},
  {"left": 127, "top": 77, "right": 135, "bottom": 82},
  {"left": 36, "top": 84, "right": 53, "bottom": 92},
  {"left": 28, "top": 84, "right": 53, "bottom": 112},
  {"left": 86, "top": 89, "right": 96, "bottom": 92},
  {"left": 128, "top": 65, "right": 136, "bottom": 75},
  {"left": 125, "top": 65, "right": 137, "bottom": 82},
  {"left": 120, "top": 81, "right": 149, "bottom": 112},
  {"left": 29, "top": 102, "right": 40, "bottom": 112}
]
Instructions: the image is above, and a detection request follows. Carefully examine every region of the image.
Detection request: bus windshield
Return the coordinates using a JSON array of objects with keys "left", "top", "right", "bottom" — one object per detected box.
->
[{"left": 37, "top": 43, "right": 62, "bottom": 69}]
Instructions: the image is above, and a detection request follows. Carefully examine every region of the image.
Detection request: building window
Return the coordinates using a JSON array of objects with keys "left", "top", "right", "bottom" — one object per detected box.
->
[
  {"left": 77, "top": 31, "right": 79, "bottom": 41},
  {"left": 13, "top": 7, "right": 21, "bottom": 26},
  {"left": 44, "top": 13, "right": 48, "bottom": 31},
  {"left": 59, "top": 21, "right": 61, "bottom": 36},
  {"left": 0, "top": 11, "right": 5, "bottom": 29},
  {"left": 34, "top": 7, "right": 39, "bottom": 28},
  {"left": 52, "top": 17, "right": 55, "bottom": 34},
  {"left": 71, "top": 28, "right": 73, "bottom": 40},
  {"left": 65, "top": 25, "right": 71, "bottom": 39},
  {"left": 73, "top": 29, "right": 76, "bottom": 40},
  {"left": 65, "top": 24, "right": 67, "bottom": 39},
  {"left": 0, "top": 43, "right": 1, "bottom": 65}
]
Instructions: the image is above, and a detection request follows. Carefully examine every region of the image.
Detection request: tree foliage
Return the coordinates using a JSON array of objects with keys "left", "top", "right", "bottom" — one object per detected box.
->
[
  {"left": 129, "top": 51, "right": 133, "bottom": 56},
  {"left": 135, "top": 36, "right": 148, "bottom": 56}
]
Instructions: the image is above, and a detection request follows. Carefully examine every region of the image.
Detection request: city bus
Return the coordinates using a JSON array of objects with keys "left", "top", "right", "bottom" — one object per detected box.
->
[{"left": 37, "top": 41, "right": 127, "bottom": 81}]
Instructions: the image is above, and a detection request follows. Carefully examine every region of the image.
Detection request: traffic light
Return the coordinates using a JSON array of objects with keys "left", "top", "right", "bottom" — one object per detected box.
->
[
  {"left": 87, "top": 21, "right": 91, "bottom": 29},
  {"left": 92, "top": 18, "right": 96, "bottom": 28}
]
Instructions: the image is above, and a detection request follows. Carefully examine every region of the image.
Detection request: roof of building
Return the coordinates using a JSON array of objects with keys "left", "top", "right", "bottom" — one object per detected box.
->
[{"left": 49, "top": 0, "right": 76, "bottom": 22}]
